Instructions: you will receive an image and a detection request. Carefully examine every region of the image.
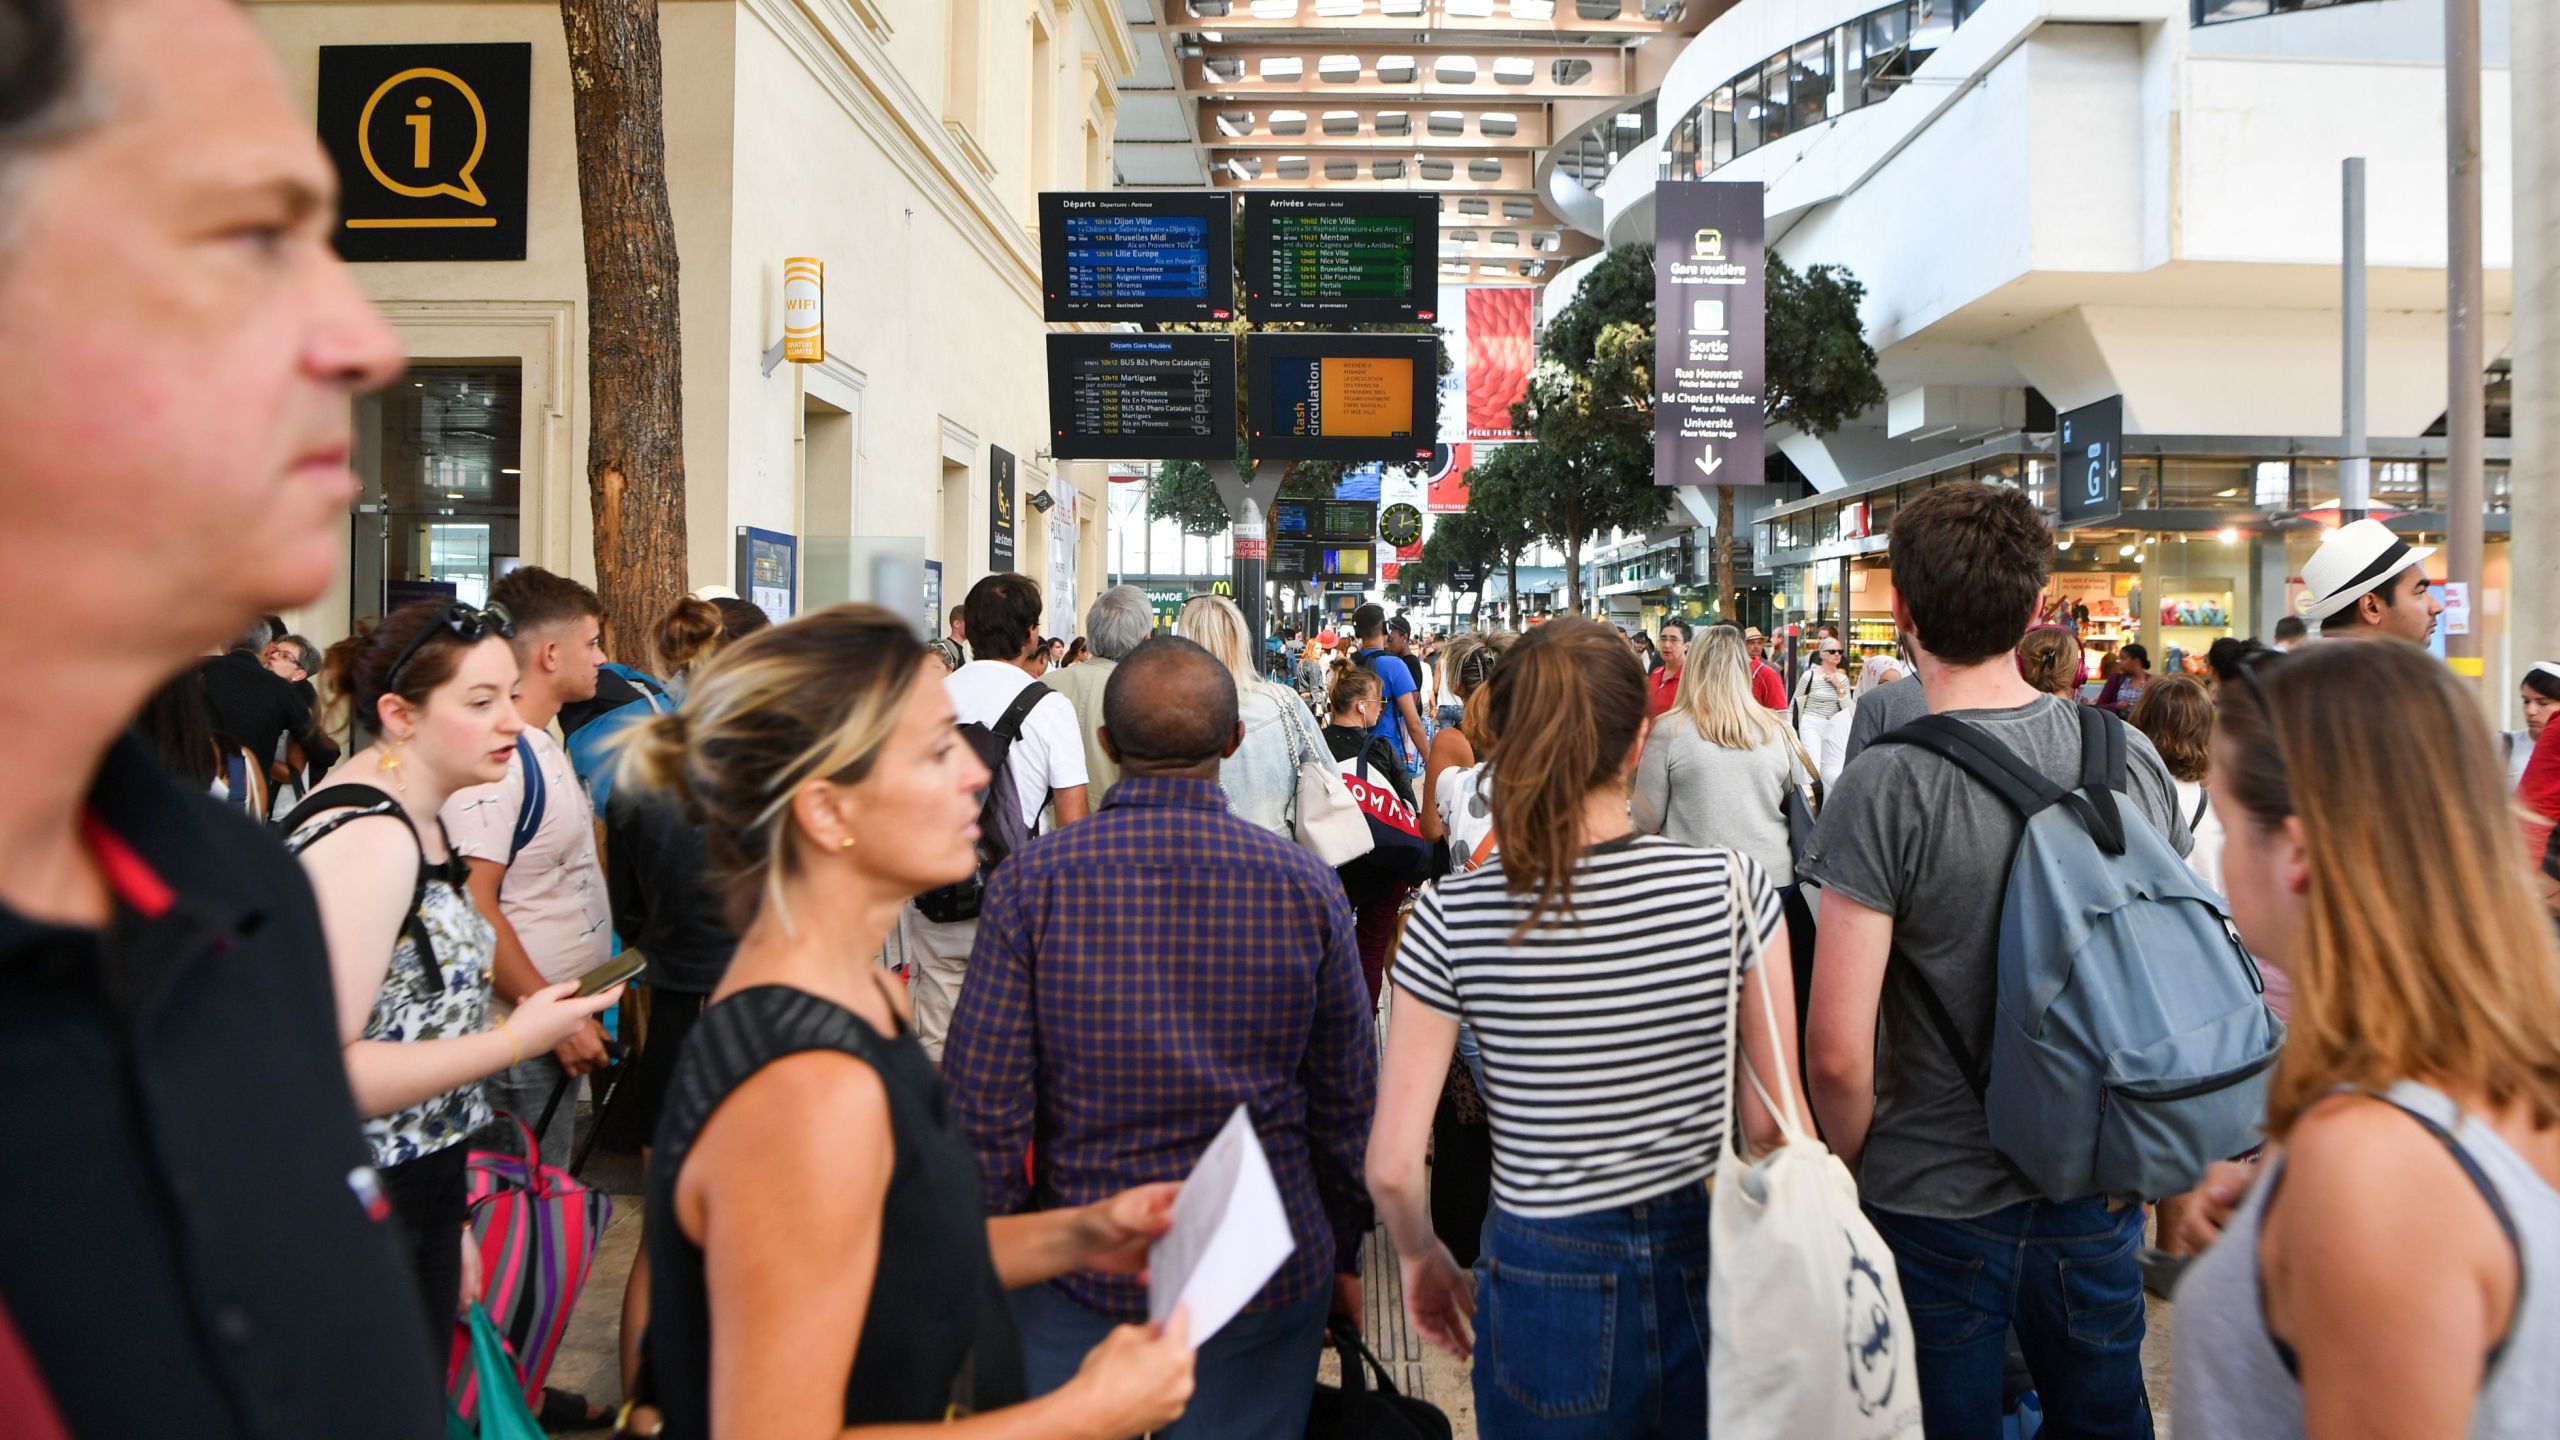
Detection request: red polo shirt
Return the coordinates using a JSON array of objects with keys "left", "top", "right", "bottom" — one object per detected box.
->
[
  {"left": 1750, "top": 658, "right": 1788, "bottom": 710},
  {"left": 1648, "top": 662, "right": 1681, "bottom": 716}
]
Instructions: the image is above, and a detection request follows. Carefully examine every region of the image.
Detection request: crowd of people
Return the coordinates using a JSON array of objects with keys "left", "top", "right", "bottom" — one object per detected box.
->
[{"left": 10, "top": 5, "right": 2560, "bottom": 1440}]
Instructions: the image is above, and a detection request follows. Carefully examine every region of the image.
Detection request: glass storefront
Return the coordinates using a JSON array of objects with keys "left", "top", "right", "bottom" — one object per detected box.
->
[{"left": 351, "top": 363, "right": 524, "bottom": 625}]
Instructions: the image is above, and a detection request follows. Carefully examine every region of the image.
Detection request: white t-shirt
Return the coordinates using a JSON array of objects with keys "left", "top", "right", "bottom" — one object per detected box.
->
[
  {"left": 442, "top": 727, "right": 612, "bottom": 984},
  {"left": 2172, "top": 776, "right": 2226, "bottom": 898},
  {"left": 946, "top": 659, "right": 1089, "bottom": 829}
]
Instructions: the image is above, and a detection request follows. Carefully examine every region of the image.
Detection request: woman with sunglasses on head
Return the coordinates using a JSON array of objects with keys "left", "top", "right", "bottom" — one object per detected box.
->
[
  {"left": 283, "top": 601, "right": 625, "bottom": 1349},
  {"left": 617, "top": 605, "right": 1193, "bottom": 1440},
  {"left": 2174, "top": 640, "right": 2560, "bottom": 1438}
]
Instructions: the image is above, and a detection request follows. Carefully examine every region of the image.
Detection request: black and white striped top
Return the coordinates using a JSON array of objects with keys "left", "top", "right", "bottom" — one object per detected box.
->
[{"left": 1392, "top": 835, "right": 1779, "bottom": 1217}]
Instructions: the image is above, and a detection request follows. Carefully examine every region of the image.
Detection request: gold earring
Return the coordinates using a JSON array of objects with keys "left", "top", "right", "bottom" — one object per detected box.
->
[
  {"left": 377, "top": 740, "right": 407, "bottom": 794},
  {"left": 838, "top": 835, "right": 856, "bottom": 849}
]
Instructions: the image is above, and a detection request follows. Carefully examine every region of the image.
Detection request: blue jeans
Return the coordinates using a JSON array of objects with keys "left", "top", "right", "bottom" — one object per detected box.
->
[
  {"left": 1009, "top": 1280, "right": 1329, "bottom": 1440},
  {"left": 1865, "top": 1198, "right": 2152, "bottom": 1440},
  {"left": 1471, "top": 1188, "right": 1712, "bottom": 1440}
]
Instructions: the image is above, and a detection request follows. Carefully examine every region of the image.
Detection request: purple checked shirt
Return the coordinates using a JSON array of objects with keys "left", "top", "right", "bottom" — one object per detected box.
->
[{"left": 942, "top": 774, "right": 1378, "bottom": 1323}]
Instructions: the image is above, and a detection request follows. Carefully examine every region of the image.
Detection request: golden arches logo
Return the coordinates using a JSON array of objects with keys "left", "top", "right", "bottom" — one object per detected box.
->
[{"left": 356, "top": 67, "right": 490, "bottom": 206}]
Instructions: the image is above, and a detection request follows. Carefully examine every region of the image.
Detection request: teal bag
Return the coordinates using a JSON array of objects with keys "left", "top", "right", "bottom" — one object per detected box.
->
[{"left": 448, "top": 1304, "right": 545, "bottom": 1440}]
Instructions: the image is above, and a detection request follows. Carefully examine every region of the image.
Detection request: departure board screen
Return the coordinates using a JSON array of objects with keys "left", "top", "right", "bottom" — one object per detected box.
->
[
  {"left": 1246, "top": 334, "right": 1437, "bottom": 462},
  {"left": 1046, "top": 333, "right": 1236, "bottom": 461},
  {"left": 1243, "top": 194, "right": 1439, "bottom": 323},
  {"left": 1040, "top": 192, "right": 1234, "bottom": 323}
]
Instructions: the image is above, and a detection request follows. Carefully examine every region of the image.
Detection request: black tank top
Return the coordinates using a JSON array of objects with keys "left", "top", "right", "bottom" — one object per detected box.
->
[{"left": 643, "top": 984, "right": 1023, "bottom": 1433}]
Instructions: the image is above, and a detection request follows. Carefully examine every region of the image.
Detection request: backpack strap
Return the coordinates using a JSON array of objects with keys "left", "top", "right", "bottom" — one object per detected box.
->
[
  {"left": 2074, "top": 705, "right": 2130, "bottom": 856},
  {"left": 1872, "top": 712, "right": 2128, "bottom": 855},
  {"left": 993, "top": 680, "right": 1051, "bottom": 744},
  {"left": 2190, "top": 784, "right": 2212, "bottom": 832},
  {"left": 279, "top": 783, "right": 449, "bottom": 994},
  {"left": 510, "top": 733, "right": 546, "bottom": 862}
]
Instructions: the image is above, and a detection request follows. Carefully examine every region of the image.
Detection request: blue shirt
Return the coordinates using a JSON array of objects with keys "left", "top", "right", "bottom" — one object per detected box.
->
[
  {"left": 942, "top": 775, "right": 1378, "bottom": 1322},
  {"left": 1359, "top": 647, "right": 1418, "bottom": 756}
]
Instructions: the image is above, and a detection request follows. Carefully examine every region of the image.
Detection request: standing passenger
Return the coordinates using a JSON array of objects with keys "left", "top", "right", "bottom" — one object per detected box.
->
[
  {"left": 1366, "top": 619, "right": 1797, "bottom": 1439},
  {"left": 622, "top": 606, "right": 1195, "bottom": 1439},
  {"left": 2175, "top": 640, "right": 2560, "bottom": 1439}
]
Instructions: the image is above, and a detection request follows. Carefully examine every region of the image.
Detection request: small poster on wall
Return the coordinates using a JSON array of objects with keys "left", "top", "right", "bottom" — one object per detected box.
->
[{"left": 737, "top": 527, "right": 797, "bottom": 622}]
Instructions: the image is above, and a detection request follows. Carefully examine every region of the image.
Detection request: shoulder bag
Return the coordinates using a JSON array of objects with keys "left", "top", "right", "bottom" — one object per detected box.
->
[
  {"left": 1708, "top": 861, "right": 1923, "bottom": 1440},
  {"left": 1281, "top": 687, "right": 1374, "bottom": 867}
]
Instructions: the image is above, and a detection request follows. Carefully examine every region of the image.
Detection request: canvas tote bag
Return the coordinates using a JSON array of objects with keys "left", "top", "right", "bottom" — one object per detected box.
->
[{"left": 1708, "top": 864, "right": 1924, "bottom": 1440}]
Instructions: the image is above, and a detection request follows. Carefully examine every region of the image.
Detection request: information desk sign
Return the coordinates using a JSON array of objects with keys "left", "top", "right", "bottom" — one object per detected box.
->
[
  {"left": 1246, "top": 334, "right": 1436, "bottom": 463},
  {"left": 1243, "top": 194, "right": 1439, "bottom": 325},
  {"left": 1653, "top": 181, "right": 1767, "bottom": 487},
  {"left": 1040, "top": 192, "right": 1234, "bottom": 323},
  {"left": 2057, "top": 394, "right": 2125, "bottom": 529},
  {"left": 1046, "top": 334, "right": 1237, "bottom": 462}
]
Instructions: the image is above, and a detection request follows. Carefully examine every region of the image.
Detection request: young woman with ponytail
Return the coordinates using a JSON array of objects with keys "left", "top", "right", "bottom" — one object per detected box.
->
[
  {"left": 1364, "top": 618, "right": 1800, "bottom": 1438},
  {"left": 285, "top": 601, "right": 624, "bottom": 1350},
  {"left": 613, "top": 604, "right": 1195, "bottom": 1439}
]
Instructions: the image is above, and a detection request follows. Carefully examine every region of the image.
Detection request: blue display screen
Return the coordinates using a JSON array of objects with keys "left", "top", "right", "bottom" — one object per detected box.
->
[{"left": 1060, "top": 214, "right": 1213, "bottom": 301}]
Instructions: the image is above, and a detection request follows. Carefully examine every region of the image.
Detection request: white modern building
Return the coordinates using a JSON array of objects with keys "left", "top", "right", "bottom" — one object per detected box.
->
[{"left": 1552, "top": 0, "right": 2520, "bottom": 688}]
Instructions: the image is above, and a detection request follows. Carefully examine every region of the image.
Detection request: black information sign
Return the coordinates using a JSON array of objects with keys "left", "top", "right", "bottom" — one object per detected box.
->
[
  {"left": 990, "top": 446, "right": 1018, "bottom": 572},
  {"left": 2057, "top": 395, "right": 2125, "bottom": 529},
  {"left": 1243, "top": 194, "right": 1439, "bottom": 324},
  {"left": 319, "top": 44, "right": 531, "bottom": 262},
  {"left": 1449, "top": 565, "right": 1483, "bottom": 592},
  {"left": 1040, "top": 192, "right": 1235, "bottom": 323},
  {"left": 1246, "top": 334, "right": 1437, "bottom": 463},
  {"left": 1046, "top": 334, "right": 1236, "bottom": 462},
  {"left": 1315, "top": 499, "right": 1378, "bottom": 544},
  {"left": 1653, "top": 181, "right": 1768, "bottom": 486}
]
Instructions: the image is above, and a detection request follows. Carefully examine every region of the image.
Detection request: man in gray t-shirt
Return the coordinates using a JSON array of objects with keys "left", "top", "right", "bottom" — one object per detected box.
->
[
  {"left": 1805, "top": 695, "right": 2189, "bottom": 1218},
  {"left": 1803, "top": 481, "right": 2183, "bottom": 1440}
]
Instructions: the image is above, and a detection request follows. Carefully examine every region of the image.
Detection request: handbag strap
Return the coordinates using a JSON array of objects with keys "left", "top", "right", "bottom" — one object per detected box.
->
[{"left": 1720, "top": 856, "right": 1811, "bottom": 1162}]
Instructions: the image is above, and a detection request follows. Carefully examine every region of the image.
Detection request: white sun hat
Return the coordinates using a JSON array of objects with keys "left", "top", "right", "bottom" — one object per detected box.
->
[{"left": 2299, "top": 518, "right": 2434, "bottom": 623}]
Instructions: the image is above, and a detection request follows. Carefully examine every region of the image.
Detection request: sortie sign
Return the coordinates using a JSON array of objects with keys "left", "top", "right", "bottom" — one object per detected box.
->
[{"left": 1653, "top": 181, "right": 1766, "bottom": 486}]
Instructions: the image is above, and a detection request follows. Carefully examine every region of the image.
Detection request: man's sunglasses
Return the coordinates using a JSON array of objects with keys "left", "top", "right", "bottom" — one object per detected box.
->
[{"left": 386, "top": 601, "right": 516, "bottom": 691}]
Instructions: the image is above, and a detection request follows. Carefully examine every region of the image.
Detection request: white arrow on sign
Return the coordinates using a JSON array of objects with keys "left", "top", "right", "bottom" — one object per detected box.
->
[{"left": 1694, "top": 447, "right": 1723, "bottom": 480}]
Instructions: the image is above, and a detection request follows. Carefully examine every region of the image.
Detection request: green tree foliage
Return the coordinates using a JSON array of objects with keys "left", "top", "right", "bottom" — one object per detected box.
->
[
  {"left": 1505, "top": 243, "right": 1670, "bottom": 613},
  {"left": 1410, "top": 506, "right": 1508, "bottom": 623}
]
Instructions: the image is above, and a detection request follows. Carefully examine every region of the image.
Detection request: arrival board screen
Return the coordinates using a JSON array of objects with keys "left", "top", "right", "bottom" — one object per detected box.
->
[
  {"left": 1040, "top": 192, "right": 1234, "bottom": 323},
  {"left": 1246, "top": 334, "right": 1436, "bottom": 462},
  {"left": 1045, "top": 333, "right": 1236, "bottom": 461},
  {"left": 1243, "top": 194, "right": 1438, "bottom": 323}
]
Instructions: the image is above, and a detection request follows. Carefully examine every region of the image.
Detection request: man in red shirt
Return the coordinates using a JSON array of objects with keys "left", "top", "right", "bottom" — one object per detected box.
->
[
  {"left": 1745, "top": 627, "right": 1789, "bottom": 710},
  {"left": 1647, "top": 617, "right": 1691, "bottom": 716}
]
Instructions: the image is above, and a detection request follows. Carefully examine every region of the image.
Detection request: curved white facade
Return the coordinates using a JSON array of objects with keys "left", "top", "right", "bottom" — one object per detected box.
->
[{"left": 1566, "top": 0, "right": 2516, "bottom": 482}]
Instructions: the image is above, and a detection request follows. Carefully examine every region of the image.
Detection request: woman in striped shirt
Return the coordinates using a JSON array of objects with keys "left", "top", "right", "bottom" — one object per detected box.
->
[{"left": 1365, "top": 618, "right": 1798, "bottom": 1439}]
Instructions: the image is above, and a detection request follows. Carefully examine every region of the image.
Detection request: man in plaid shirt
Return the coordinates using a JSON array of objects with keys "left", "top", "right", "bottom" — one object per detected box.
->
[{"left": 944, "top": 637, "right": 1378, "bottom": 1440}]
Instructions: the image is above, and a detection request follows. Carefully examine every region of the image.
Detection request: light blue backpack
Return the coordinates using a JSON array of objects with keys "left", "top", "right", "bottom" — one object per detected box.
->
[{"left": 1874, "top": 706, "right": 2284, "bottom": 1201}]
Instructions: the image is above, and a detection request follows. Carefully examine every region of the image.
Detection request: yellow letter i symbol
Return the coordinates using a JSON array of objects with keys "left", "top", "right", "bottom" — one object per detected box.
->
[{"left": 407, "top": 96, "right": 433, "bottom": 169}]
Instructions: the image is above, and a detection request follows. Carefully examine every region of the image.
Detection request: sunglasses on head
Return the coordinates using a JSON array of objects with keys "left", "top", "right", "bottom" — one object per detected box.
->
[{"left": 385, "top": 601, "right": 516, "bottom": 692}]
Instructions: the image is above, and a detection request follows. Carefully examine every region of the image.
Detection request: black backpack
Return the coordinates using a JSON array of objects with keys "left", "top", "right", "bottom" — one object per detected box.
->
[{"left": 914, "top": 681, "right": 1055, "bottom": 924}]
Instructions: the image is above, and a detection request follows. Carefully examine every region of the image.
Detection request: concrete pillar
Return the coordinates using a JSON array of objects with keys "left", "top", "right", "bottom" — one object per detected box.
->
[{"left": 2512, "top": 0, "right": 2560, "bottom": 728}]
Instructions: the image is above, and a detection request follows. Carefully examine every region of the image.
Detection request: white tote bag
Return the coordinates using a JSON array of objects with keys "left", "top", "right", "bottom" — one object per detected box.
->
[
  {"left": 1281, "top": 694, "right": 1374, "bottom": 867},
  {"left": 1709, "top": 867, "right": 1924, "bottom": 1440}
]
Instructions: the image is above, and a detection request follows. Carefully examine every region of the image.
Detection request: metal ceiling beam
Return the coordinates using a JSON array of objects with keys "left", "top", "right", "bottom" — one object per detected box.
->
[
  {"left": 1200, "top": 99, "right": 1554, "bottom": 148},
  {"left": 1185, "top": 43, "right": 1632, "bottom": 98}
]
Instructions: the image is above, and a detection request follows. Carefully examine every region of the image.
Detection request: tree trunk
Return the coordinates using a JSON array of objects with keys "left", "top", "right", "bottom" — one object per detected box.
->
[
  {"left": 1504, "top": 550, "right": 1519, "bottom": 627},
  {"left": 562, "top": 0, "right": 687, "bottom": 669},
  {"left": 1562, "top": 497, "right": 1585, "bottom": 616},
  {"left": 1716, "top": 485, "right": 1738, "bottom": 621}
]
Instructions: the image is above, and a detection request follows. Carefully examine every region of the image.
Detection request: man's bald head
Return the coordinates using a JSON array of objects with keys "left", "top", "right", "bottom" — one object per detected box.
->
[{"left": 1101, "top": 637, "right": 1240, "bottom": 775}]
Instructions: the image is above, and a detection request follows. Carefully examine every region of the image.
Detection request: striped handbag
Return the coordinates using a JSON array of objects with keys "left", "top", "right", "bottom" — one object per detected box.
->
[{"left": 446, "top": 1121, "right": 614, "bottom": 1425}]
